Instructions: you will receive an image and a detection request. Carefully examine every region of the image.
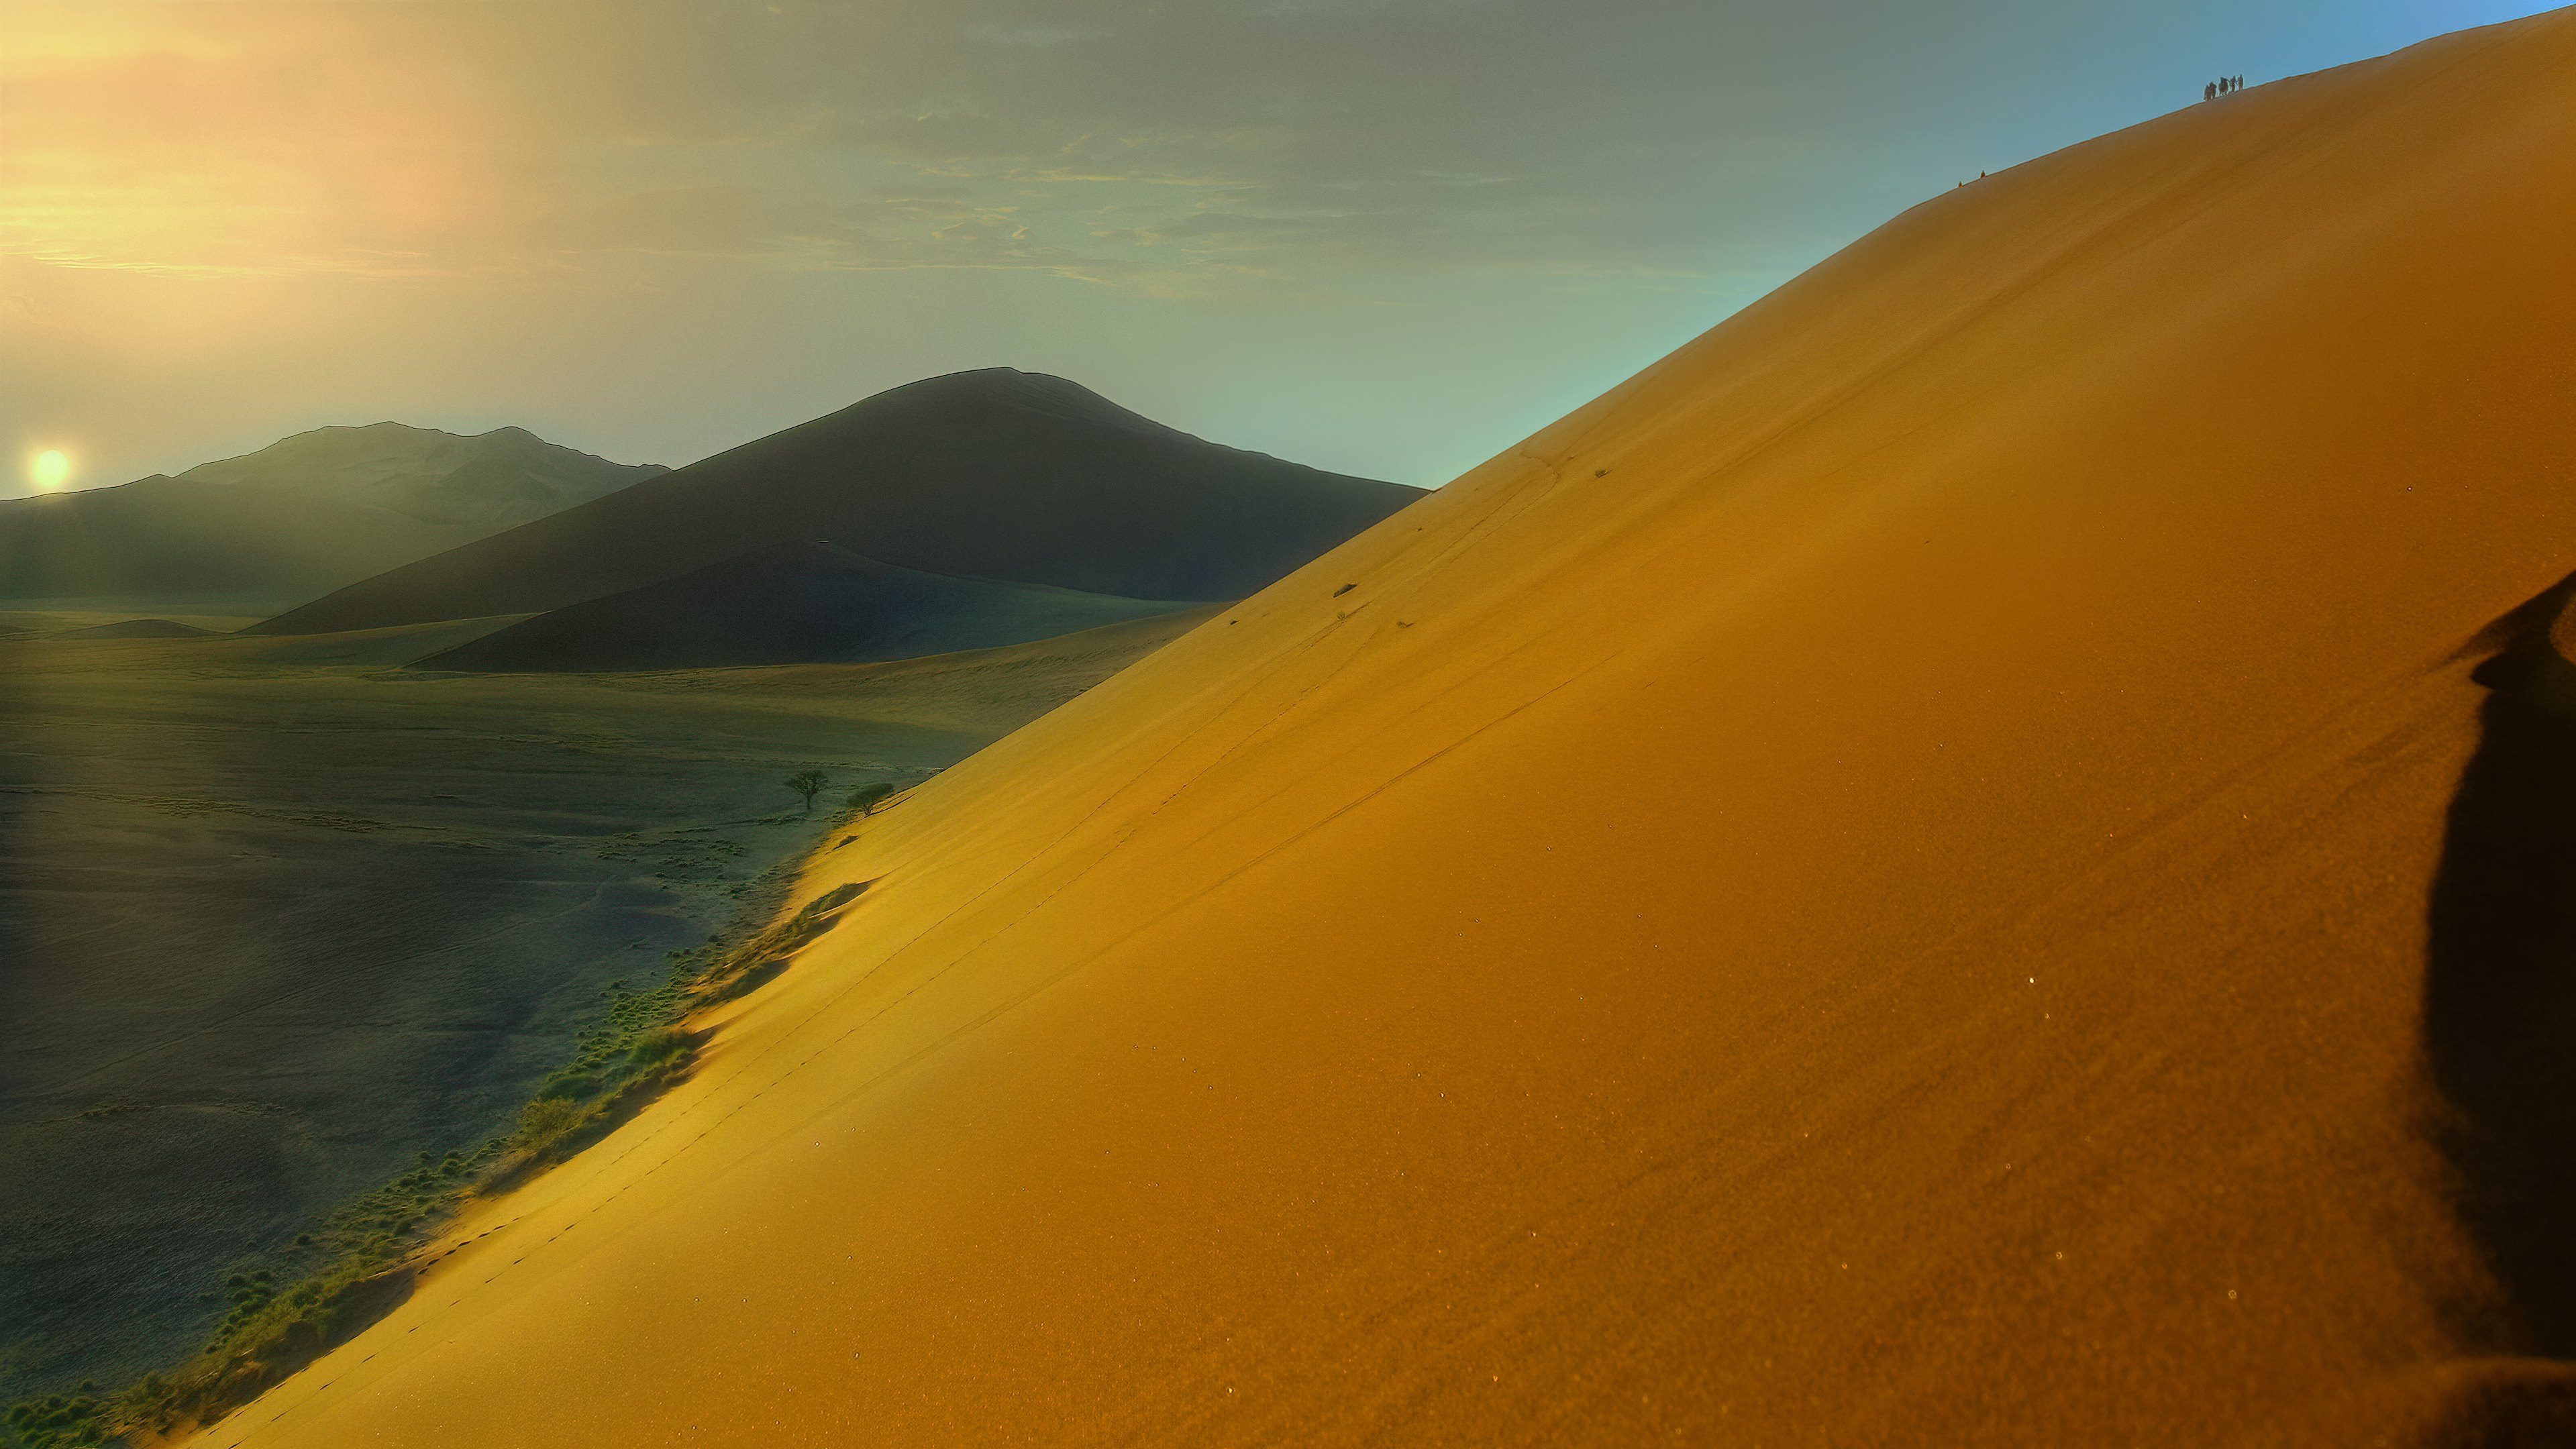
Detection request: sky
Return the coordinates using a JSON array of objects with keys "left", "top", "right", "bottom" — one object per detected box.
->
[{"left": 0, "top": 0, "right": 2555, "bottom": 497}]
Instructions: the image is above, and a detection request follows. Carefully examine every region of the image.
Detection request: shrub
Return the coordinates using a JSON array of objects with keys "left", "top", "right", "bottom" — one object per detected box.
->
[
  {"left": 535, "top": 1073, "right": 601, "bottom": 1103},
  {"left": 626, "top": 1027, "right": 691, "bottom": 1071},
  {"left": 511, "top": 1096, "right": 590, "bottom": 1155},
  {"left": 4, "top": 1391, "right": 110, "bottom": 1448}
]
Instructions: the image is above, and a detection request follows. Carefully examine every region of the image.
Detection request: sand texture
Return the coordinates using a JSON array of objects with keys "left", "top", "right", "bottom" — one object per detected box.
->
[
  {"left": 0, "top": 606, "right": 1208, "bottom": 1404},
  {"left": 187, "top": 13, "right": 2576, "bottom": 1446},
  {"left": 250, "top": 370, "right": 1422, "bottom": 637}
]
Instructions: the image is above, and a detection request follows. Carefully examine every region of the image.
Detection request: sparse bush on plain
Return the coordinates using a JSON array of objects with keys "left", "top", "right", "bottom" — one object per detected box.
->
[
  {"left": 34, "top": 838, "right": 815, "bottom": 1442},
  {"left": 845, "top": 782, "right": 895, "bottom": 816},
  {"left": 36, "top": 1128, "right": 513, "bottom": 1442},
  {"left": 5, "top": 1388, "right": 111, "bottom": 1448}
]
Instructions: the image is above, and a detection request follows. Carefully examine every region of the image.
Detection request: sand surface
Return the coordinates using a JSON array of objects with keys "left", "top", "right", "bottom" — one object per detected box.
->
[
  {"left": 188, "top": 13, "right": 2576, "bottom": 1446},
  {"left": 0, "top": 606, "right": 1210, "bottom": 1403}
]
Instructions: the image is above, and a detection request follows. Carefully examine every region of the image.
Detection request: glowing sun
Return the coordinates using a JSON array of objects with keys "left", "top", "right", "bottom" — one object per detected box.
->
[{"left": 30, "top": 449, "right": 70, "bottom": 490}]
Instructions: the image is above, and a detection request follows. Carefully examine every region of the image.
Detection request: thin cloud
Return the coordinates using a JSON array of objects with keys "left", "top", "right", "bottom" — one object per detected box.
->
[{"left": 2, "top": 0, "right": 1882, "bottom": 289}]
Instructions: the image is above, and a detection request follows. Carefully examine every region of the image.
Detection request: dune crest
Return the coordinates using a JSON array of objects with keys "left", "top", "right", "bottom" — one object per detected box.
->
[{"left": 195, "top": 11, "right": 2576, "bottom": 1446}]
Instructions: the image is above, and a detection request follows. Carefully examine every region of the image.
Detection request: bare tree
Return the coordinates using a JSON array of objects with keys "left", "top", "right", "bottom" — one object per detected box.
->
[{"left": 783, "top": 768, "right": 829, "bottom": 817}]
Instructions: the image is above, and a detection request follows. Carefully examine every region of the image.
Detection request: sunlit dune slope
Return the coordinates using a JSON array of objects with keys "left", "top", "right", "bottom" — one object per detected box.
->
[{"left": 203, "top": 13, "right": 2576, "bottom": 1445}]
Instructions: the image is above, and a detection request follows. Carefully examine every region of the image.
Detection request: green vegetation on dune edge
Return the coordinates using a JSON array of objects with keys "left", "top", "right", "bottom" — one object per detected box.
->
[
  {"left": 2, "top": 796, "right": 896, "bottom": 1449},
  {"left": 0, "top": 607, "right": 1195, "bottom": 1428}
]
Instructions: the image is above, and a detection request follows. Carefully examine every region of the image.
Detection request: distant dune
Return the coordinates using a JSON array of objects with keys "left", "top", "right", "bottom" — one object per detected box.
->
[
  {"left": 0, "top": 423, "right": 659, "bottom": 603},
  {"left": 410, "top": 541, "right": 1197, "bottom": 672},
  {"left": 47, "top": 618, "right": 219, "bottom": 639},
  {"left": 246, "top": 370, "right": 1422, "bottom": 637},
  {"left": 191, "top": 12, "right": 2576, "bottom": 1449}
]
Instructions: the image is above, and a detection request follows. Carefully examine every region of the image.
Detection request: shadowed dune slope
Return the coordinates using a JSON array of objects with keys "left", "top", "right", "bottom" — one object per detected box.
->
[
  {"left": 248, "top": 370, "right": 1421, "bottom": 637},
  {"left": 409, "top": 541, "right": 1196, "bottom": 673},
  {"left": 0, "top": 480, "right": 487, "bottom": 602},
  {"left": 201, "top": 13, "right": 2576, "bottom": 1447}
]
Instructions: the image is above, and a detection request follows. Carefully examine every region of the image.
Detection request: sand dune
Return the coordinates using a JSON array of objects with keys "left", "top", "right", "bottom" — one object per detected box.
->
[
  {"left": 46, "top": 619, "right": 218, "bottom": 639},
  {"left": 247, "top": 370, "right": 1421, "bottom": 637},
  {"left": 409, "top": 541, "right": 1196, "bottom": 673},
  {"left": 190, "top": 11, "right": 2576, "bottom": 1446}
]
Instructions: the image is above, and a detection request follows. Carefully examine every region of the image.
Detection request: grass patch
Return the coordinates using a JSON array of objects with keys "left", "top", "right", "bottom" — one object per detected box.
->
[
  {"left": 3, "top": 853, "right": 875, "bottom": 1446},
  {"left": 5, "top": 1389, "right": 111, "bottom": 1449},
  {"left": 25, "top": 1141, "right": 515, "bottom": 1443}
]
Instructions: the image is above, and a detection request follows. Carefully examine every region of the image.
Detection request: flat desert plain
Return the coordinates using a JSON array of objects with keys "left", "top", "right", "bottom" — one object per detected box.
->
[
  {"left": 0, "top": 604, "right": 1213, "bottom": 1403},
  {"left": 187, "top": 9, "right": 2576, "bottom": 1447}
]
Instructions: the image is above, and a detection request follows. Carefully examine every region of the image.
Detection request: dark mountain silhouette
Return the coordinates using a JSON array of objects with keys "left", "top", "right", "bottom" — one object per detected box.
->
[
  {"left": 170, "top": 421, "right": 667, "bottom": 529},
  {"left": 410, "top": 541, "right": 1196, "bottom": 673},
  {"left": 0, "top": 423, "right": 663, "bottom": 602},
  {"left": 248, "top": 370, "right": 1421, "bottom": 637}
]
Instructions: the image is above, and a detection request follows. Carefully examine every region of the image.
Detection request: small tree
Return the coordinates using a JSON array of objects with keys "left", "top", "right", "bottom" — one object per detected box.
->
[
  {"left": 783, "top": 768, "right": 829, "bottom": 816},
  {"left": 845, "top": 782, "right": 896, "bottom": 816}
]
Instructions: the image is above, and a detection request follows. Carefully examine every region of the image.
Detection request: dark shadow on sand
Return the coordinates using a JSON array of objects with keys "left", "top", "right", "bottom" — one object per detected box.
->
[{"left": 2426, "top": 570, "right": 2576, "bottom": 1359}]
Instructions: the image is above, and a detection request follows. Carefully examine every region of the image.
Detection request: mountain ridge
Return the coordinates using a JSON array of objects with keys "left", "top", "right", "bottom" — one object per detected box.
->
[
  {"left": 0, "top": 422, "right": 662, "bottom": 602},
  {"left": 245, "top": 369, "right": 1421, "bottom": 636},
  {"left": 170, "top": 421, "right": 667, "bottom": 529}
]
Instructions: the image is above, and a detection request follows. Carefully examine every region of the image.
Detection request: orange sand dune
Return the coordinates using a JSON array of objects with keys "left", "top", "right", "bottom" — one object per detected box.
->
[{"left": 195, "top": 13, "right": 2576, "bottom": 1445}]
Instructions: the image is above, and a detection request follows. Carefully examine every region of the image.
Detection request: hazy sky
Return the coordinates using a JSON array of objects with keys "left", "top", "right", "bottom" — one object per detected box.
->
[{"left": 0, "top": 0, "right": 2551, "bottom": 496}]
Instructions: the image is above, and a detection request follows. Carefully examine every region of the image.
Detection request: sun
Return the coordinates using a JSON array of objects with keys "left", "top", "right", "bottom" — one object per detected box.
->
[{"left": 30, "top": 449, "right": 70, "bottom": 490}]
